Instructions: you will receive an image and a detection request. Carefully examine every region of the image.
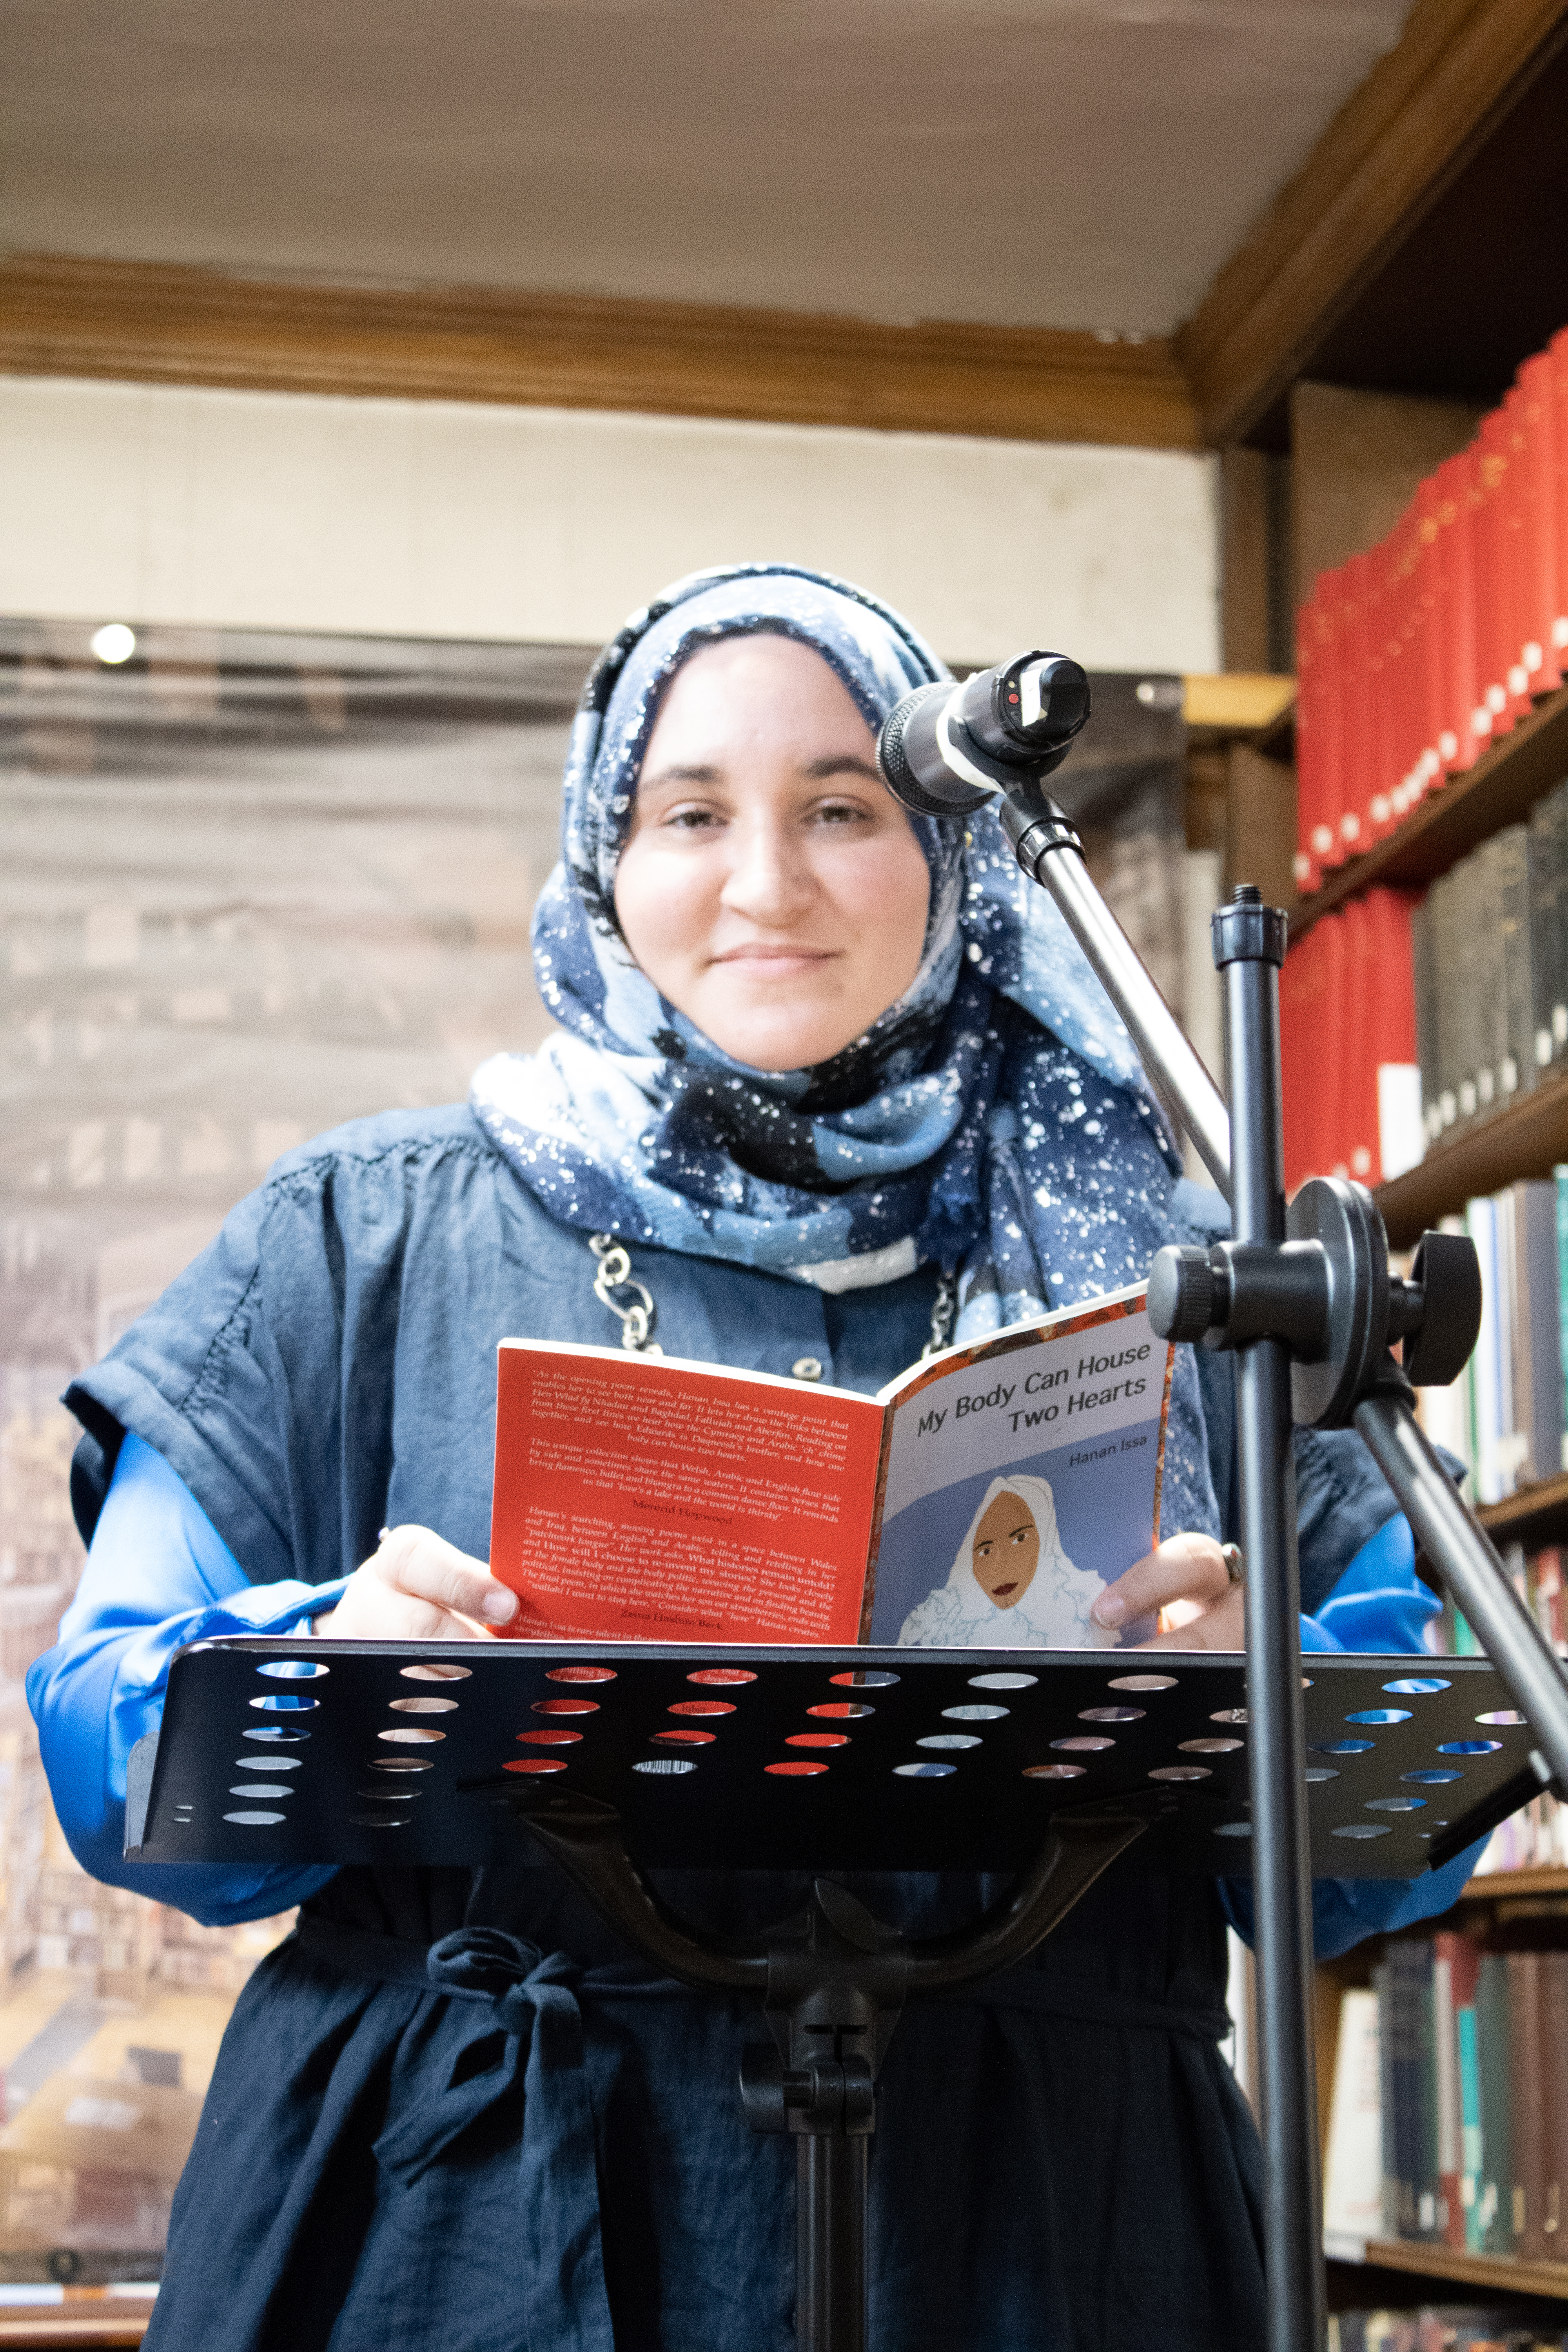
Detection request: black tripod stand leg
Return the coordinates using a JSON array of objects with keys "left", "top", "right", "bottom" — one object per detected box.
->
[
  {"left": 1216, "top": 895, "right": 1325, "bottom": 2352},
  {"left": 1354, "top": 1388, "right": 1568, "bottom": 1793},
  {"left": 798, "top": 2136, "right": 867, "bottom": 2352}
]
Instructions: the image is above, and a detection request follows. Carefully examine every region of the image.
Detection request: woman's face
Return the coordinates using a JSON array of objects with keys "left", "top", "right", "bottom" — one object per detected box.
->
[
  {"left": 973, "top": 1492, "right": 1040, "bottom": 1609},
  {"left": 613, "top": 635, "right": 932, "bottom": 1072}
]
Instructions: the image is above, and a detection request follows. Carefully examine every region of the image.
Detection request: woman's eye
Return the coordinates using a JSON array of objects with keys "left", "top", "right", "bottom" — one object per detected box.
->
[
  {"left": 662, "top": 806, "right": 722, "bottom": 832},
  {"left": 812, "top": 800, "right": 868, "bottom": 826},
  {"left": 975, "top": 1541, "right": 993, "bottom": 1559}
]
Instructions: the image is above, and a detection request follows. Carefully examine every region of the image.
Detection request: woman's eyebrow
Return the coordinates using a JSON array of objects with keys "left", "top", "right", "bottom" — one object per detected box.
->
[
  {"left": 641, "top": 762, "right": 722, "bottom": 788},
  {"left": 804, "top": 753, "right": 883, "bottom": 781}
]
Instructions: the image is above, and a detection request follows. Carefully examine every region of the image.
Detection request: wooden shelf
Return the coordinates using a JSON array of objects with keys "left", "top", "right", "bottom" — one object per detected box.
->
[
  {"left": 1459, "top": 1864, "right": 1568, "bottom": 1900},
  {"left": 1290, "top": 680, "right": 1568, "bottom": 940},
  {"left": 1471, "top": 1473, "right": 1568, "bottom": 1552},
  {"left": 1372, "top": 1067, "right": 1568, "bottom": 1248},
  {"left": 1328, "top": 2236, "right": 1568, "bottom": 2301}
]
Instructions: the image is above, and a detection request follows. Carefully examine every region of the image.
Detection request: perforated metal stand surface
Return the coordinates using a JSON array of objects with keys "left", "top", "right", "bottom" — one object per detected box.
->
[{"left": 127, "top": 1636, "right": 1534, "bottom": 2350}]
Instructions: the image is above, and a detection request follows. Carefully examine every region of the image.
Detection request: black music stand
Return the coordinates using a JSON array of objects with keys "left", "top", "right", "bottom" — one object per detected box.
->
[{"left": 127, "top": 1634, "right": 1530, "bottom": 2351}]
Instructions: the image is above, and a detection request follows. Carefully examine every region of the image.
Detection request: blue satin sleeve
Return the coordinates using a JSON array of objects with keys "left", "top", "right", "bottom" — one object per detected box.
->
[
  {"left": 1220, "top": 1512, "right": 1486, "bottom": 1959},
  {"left": 27, "top": 1434, "right": 347, "bottom": 1927}
]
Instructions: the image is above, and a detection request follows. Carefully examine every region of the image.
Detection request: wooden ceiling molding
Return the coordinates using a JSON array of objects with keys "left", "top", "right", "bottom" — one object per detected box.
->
[
  {"left": 1178, "top": 0, "right": 1568, "bottom": 448},
  {"left": 0, "top": 254, "right": 1198, "bottom": 450}
]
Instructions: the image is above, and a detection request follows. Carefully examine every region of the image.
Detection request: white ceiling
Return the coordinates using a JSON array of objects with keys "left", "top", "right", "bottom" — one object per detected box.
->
[{"left": 0, "top": 0, "right": 1411, "bottom": 336}]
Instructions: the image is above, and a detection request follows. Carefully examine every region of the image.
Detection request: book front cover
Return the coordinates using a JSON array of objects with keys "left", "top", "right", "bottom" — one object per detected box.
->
[
  {"left": 489, "top": 1342, "right": 884, "bottom": 1642},
  {"left": 864, "top": 1293, "right": 1169, "bottom": 1648}
]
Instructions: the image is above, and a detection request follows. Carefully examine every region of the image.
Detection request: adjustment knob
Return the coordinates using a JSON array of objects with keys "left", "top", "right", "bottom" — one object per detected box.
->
[{"left": 1147, "top": 1245, "right": 1219, "bottom": 1344}]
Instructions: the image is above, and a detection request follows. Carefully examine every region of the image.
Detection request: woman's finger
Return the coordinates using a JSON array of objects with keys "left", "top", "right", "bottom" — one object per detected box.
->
[
  {"left": 1136, "top": 1583, "right": 1246, "bottom": 1651},
  {"left": 373, "top": 1526, "right": 519, "bottom": 1627},
  {"left": 1091, "top": 1532, "right": 1231, "bottom": 1633}
]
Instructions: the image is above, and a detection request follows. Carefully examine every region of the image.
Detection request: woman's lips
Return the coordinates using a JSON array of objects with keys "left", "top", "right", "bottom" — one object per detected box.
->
[{"left": 991, "top": 1580, "right": 1019, "bottom": 1599}]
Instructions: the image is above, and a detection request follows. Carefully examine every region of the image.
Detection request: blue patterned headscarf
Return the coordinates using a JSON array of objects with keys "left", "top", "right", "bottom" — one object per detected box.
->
[{"left": 472, "top": 563, "right": 1181, "bottom": 1341}]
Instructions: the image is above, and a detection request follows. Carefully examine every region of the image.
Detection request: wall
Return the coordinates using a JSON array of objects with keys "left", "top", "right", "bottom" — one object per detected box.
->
[{"left": 0, "top": 374, "right": 1221, "bottom": 673}]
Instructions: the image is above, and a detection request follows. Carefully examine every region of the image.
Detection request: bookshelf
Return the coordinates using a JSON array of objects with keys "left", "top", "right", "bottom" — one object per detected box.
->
[
  {"left": 1289, "top": 680, "right": 1568, "bottom": 939},
  {"left": 1327, "top": 2237, "right": 1568, "bottom": 2302},
  {"left": 1374, "top": 1067, "right": 1568, "bottom": 1248}
]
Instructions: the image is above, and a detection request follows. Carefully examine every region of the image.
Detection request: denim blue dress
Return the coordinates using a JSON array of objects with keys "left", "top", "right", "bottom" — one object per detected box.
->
[{"left": 34, "top": 1108, "right": 1475, "bottom": 2352}]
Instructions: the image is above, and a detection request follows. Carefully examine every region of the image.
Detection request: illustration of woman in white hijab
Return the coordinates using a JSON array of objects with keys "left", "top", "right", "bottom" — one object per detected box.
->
[{"left": 896, "top": 1473, "right": 1119, "bottom": 1649}]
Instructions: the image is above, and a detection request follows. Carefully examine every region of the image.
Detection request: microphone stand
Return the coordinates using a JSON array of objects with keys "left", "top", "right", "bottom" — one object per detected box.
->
[{"left": 993, "top": 779, "right": 1568, "bottom": 2352}]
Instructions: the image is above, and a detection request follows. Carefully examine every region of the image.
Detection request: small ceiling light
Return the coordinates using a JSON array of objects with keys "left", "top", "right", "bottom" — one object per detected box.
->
[{"left": 90, "top": 623, "right": 136, "bottom": 665}]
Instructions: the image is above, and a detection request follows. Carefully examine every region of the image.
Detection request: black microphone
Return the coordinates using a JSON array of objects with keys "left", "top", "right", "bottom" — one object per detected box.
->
[{"left": 876, "top": 652, "right": 1091, "bottom": 819}]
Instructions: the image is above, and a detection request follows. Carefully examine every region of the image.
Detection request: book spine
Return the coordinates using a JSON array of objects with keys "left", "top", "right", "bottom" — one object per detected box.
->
[
  {"left": 1557, "top": 1167, "right": 1568, "bottom": 1463},
  {"left": 1433, "top": 1936, "right": 1463, "bottom": 2248},
  {"left": 1411, "top": 894, "right": 1440, "bottom": 1150},
  {"left": 1511, "top": 1949, "right": 1550, "bottom": 2259},
  {"left": 1544, "top": 1949, "right": 1568, "bottom": 2259},
  {"left": 1518, "top": 1181, "right": 1565, "bottom": 1484},
  {"left": 1477, "top": 1949, "right": 1513, "bottom": 2254},
  {"left": 1528, "top": 791, "right": 1559, "bottom": 1083},
  {"left": 1374, "top": 1958, "right": 1397, "bottom": 2239},
  {"left": 1457, "top": 1985, "right": 1483, "bottom": 2247},
  {"left": 1520, "top": 352, "right": 1563, "bottom": 695},
  {"left": 1500, "top": 822, "right": 1534, "bottom": 1103},
  {"left": 1413, "top": 1940, "right": 1440, "bottom": 2238}
]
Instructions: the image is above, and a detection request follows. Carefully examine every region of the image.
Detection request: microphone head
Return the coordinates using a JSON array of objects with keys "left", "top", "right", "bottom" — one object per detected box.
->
[{"left": 877, "top": 684, "right": 995, "bottom": 819}]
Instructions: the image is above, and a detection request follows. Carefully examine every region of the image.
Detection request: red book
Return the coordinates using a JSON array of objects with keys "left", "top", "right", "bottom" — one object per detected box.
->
[
  {"left": 1280, "top": 924, "right": 1325, "bottom": 1196},
  {"left": 1339, "top": 552, "right": 1372, "bottom": 864},
  {"left": 1366, "top": 888, "right": 1421, "bottom": 1180},
  {"left": 1439, "top": 1938, "right": 1476, "bottom": 2249},
  {"left": 1319, "top": 910, "right": 1350, "bottom": 1175},
  {"left": 1293, "top": 583, "right": 1324, "bottom": 895},
  {"left": 1387, "top": 502, "right": 1424, "bottom": 834},
  {"left": 1437, "top": 445, "right": 1486, "bottom": 774},
  {"left": 1517, "top": 352, "right": 1562, "bottom": 697},
  {"left": 1435, "top": 1932, "right": 1471, "bottom": 2249},
  {"left": 1475, "top": 408, "right": 1514, "bottom": 743},
  {"left": 1339, "top": 896, "right": 1378, "bottom": 1178},
  {"left": 1502, "top": 385, "right": 1534, "bottom": 723},
  {"left": 1413, "top": 473, "right": 1446, "bottom": 808},
  {"left": 1552, "top": 330, "right": 1568, "bottom": 675}
]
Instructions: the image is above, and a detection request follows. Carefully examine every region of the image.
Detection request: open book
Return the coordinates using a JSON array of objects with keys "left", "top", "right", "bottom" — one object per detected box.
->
[{"left": 488, "top": 1281, "right": 1172, "bottom": 1650}]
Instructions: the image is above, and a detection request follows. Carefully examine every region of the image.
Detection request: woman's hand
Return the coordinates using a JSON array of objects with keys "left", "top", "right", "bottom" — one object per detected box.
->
[
  {"left": 1091, "top": 1532, "right": 1244, "bottom": 1651},
  {"left": 313, "top": 1526, "right": 520, "bottom": 1641}
]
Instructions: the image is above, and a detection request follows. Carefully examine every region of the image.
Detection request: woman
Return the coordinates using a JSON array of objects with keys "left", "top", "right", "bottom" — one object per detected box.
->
[
  {"left": 896, "top": 1474, "right": 1119, "bottom": 1649},
  {"left": 34, "top": 564, "right": 1470, "bottom": 2352}
]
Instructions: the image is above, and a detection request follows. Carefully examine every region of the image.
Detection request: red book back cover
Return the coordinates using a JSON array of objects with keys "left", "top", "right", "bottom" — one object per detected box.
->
[
  {"left": 1518, "top": 353, "right": 1562, "bottom": 696},
  {"left": 489, "top": 1343, "right": 884, "bottom": 1643}
]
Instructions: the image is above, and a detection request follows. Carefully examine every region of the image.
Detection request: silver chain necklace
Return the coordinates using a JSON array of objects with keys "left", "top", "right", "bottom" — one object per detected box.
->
[{"left": 589, "top": 1233, "right": 956, "bottom": 1363}]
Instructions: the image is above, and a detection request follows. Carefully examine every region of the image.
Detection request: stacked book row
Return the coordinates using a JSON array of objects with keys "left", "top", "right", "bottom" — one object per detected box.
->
[
  {"left": 1295, "top": 325, "right": 1568, "bottom": 895},
  {"left": 1412, "top": 785, "right": 1568, "bottom": 1150},
  {"left": 1408, "top": 1183, "right": 1568, "bottom": 1506},
  {"left": 1323, "top": 1937, "right": 1568, "bottom": 2261},
  {"left": 1280, "top": 886, "right": 1420, "bottom": 1191}
]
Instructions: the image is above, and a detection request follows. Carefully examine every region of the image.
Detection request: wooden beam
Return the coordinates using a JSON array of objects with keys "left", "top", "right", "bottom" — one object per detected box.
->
[
  {"left": 0, "top": 255, "right": 1197, "bottom": 450},
  {"left": 1179, "top": 0, "right": 1568, "bottom": 448}
]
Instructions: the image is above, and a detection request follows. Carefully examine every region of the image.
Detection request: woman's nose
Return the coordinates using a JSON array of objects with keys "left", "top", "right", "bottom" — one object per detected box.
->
[{"left": 720, "top": 817, "right": 813, "bottom": 923}]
